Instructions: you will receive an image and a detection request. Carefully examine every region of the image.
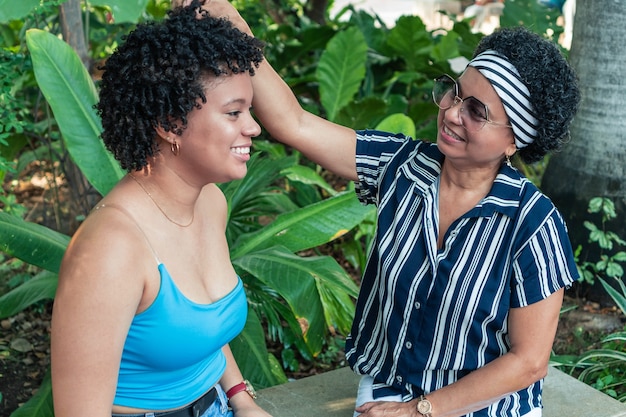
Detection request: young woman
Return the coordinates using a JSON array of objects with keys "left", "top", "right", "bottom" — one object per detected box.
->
[{"left": 51, "top": 2, "right": 272, "bottom": 417}]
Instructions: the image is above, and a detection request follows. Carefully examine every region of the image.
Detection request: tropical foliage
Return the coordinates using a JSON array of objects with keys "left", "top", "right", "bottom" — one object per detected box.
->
[
  {"left": 2, "top": 0, "right": 614, "bottom": 415},
  {"left": 551, "top": 198, "right": 626, "bottom": 401}
]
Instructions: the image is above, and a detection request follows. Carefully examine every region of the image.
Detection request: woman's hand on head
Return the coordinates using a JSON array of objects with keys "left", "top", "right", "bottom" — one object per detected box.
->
[{"left": 174, "top": 0, "right": 254, "bottom": 36}]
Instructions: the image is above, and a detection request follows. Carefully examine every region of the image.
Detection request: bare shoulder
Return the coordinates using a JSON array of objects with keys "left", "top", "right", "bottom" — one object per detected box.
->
[{"left": 58, "top": 202, "right": 149, "bottom": 301}]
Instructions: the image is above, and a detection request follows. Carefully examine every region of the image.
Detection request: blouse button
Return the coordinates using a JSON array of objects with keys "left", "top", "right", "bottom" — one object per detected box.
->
[
  {"left": 414, "top": 301, "right": 421, "bottom": 310},
  {"left": 405, "top": 341, "right": 413, "bottom": 349}
]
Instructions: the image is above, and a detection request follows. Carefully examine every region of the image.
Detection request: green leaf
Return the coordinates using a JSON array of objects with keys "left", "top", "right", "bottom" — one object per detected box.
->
[
  {"left": 90, "top": 0, "right": 149, "bottom": 24},
  {"left": 612, "top": 251, "right": 626, "bottom": 262},
  {"left": 0, "top": 211, "right": 69, "bottom": 274},
  {"left": 335, "top": 96, "right": 388, "bottom": 129},
  {"left": 0, "top": 0, "right": 47, "bottom": 23},
  {"left": 431, "top": 30, "right": 460, "bottom": 63},
  {"left": 387, "top": 16, "right": 431, "bottom": 71},
  {"left": 317, "top": 26, "right": 368, "bottom": 121},
  {"left": 26, "top": 29, "right": 124, "bottom": 196},
  {"left": 375, "top": 113, "right": 416, "bottom": 139},
  {"left": 576, "top": 348, "right": 626, "bottom": 365},
  {"left": 282, "top": 165, "right": 337, "bottom": 196},
  {"left": 598, "top": 277, "right": 626, "bottom": 316},
  {"left": 0, "top": 271, "right": 57, "bottom": 319},
  {"left": 605, "top": 262, "right": 624, "bottom": 279},
  {"left": 231, "top": 191, "right": 371, "bottom": 258},
  {"left": 602, "top": 332, "right": 626, "bottom": 344},
  {"left": 10, "top": 367, "right": 53, "bottom": 417},
  {"left": 230, "top": 306, "right": 287, "bottom": 388},
  {"left": 235, "top": 247, "right": 357, "bottom": 354}
]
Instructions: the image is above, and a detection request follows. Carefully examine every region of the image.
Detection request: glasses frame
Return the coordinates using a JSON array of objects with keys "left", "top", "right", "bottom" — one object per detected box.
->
[{"left": 432, "top": 74, "right": 512, "bottom": 132}]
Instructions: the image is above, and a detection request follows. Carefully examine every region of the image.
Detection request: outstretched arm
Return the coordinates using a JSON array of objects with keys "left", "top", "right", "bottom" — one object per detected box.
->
[{"left": 192, "top": 0, "right": 359, "bottom": 180}]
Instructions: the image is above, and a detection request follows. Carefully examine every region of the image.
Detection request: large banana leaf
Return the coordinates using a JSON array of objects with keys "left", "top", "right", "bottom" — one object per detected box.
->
[
  {"left": 90, "top": 0, "right": 150, "bottom": 23},
  {"left": 0, "top": 0, "right": 145, "bottom": 25},
  {"left": 317, "top": 26, "right": 368, "bottom": 121},
  {"left": 234, "top": 246, "right": 358, "bottom": 355},
  {"left": 230, "top": 306, "right": 288, "bottom": 389},
  {"left": 26, "top": 29, "right": 124, "bottom": 196},
  {"left": 231, "top": 191, "right": 371, "bottom": 258},
  {"left": 0, "top": 211, "right": 69, "bottom": 273},
  {"left": 0, "top": 0, "right": 50, "bottom": 23},
  {"left": 0, "top": 271, "right": 58, "bottom": 319}
]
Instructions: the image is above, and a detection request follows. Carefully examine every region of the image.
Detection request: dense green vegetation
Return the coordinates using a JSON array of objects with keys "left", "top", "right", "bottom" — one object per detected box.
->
[{"left": 0, "top": 0, "right": 624, "bottom": 415}]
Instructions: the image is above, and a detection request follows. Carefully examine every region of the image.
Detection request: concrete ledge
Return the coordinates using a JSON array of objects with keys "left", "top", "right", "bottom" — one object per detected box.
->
[{"left": 257, "top": 366, "right": 626, "bottom": 417}]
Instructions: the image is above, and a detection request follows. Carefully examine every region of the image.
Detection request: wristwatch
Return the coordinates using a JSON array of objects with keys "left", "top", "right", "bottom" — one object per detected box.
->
[
  {"left": 226, "top": 379, "right": 257, "bottom": 400},
  {"left": 416, "top": 395, "right": 433, "bottom": 417}
]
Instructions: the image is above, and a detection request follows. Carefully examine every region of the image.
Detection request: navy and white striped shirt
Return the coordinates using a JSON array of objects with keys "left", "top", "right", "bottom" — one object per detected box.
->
[{"left": 345, "top": 130, "right": 578, "bottom": 416}]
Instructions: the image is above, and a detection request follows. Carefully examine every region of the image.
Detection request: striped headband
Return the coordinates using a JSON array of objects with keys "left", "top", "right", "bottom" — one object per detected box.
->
[{"left": 467, "top": 50, "right": 538, "bottom": 149}]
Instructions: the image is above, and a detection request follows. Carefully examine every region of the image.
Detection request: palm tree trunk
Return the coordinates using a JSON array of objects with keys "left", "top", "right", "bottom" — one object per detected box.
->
[{"left": 541, "top": 0, "right": 626, "bottom": 302}]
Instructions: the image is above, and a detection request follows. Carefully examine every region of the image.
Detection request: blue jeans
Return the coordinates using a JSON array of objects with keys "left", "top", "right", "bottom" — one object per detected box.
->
[
  {"left": 112, "top": 385, "right": 232, "bottom": 417},
  {"left": 200, "top": 385, "right": 232, "bottom": 417}
]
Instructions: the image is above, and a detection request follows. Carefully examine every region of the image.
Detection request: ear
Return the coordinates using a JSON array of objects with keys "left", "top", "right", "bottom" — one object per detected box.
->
[
  {"left": 155, "top": 125, "right": 176, "bottom": 146},
  {"left": 505, "top": 142, "right": 517, "bottom": 159}
]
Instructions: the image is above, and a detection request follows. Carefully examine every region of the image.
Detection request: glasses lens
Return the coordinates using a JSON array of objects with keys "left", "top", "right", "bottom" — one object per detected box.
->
[
  {"left": 432, "top": 76, "right": 457, "bottom": 108},
  {"left": 462, "top": 97, "right": 489, "bottom": 131}
]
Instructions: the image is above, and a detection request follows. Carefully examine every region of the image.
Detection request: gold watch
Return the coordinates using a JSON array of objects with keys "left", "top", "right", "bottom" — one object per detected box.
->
[
  {"left": 416, "top": 395, "right": 433, "bottom": 417},
  {"left": 225, "top": 379, "right": 257, "bottom": 400}
]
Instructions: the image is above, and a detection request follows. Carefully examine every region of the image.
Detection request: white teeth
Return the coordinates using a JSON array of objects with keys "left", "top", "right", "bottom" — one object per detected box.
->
[
  {"left": 444, "top": 126, "right": 462, "bottom": 141},
  {"left": 231, "top": 146, "right": 250, "bottom": 154}
]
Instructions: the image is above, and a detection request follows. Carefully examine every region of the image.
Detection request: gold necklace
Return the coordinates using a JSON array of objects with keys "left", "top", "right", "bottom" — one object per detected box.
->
[{"left": 129, "top": 173, "right": 194, "bottom": 228}]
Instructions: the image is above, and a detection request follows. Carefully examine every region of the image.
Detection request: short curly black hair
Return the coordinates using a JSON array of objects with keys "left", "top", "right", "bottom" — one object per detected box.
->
[
  {"left": 96, "top": 0, "right": 264, "bottom": 171},
  {"left": 474, "top": 26, "right": 580, "bottom": 164}
]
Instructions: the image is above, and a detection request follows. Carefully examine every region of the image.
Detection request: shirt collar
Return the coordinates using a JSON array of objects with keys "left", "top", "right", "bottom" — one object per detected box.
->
[{"left": 401, "top": 143, "right": 524, "bottom": 219}]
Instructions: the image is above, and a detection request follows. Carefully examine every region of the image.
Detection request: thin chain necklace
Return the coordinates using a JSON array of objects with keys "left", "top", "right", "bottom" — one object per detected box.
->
[{"left": 129, "top": 173, "right": 194, "bottom": 228}]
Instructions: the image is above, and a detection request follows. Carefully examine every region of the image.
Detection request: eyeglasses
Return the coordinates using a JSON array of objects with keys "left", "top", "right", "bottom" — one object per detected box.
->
[{"left": 432, "top": 74, "right": 512, "bottom": 132}]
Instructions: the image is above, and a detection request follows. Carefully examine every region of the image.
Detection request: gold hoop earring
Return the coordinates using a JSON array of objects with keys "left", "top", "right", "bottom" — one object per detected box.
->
[
  {"left": 505, "top": 154, "right": 512, "bottom": 167},
  {"left": 170, "top": 139, "right": 180, "bottom": 156}
]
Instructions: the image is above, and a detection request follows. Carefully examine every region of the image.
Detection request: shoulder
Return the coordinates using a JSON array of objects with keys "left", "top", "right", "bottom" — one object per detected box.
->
[{"left": 59, "top": 202, "right": 150, "bottom": 297}]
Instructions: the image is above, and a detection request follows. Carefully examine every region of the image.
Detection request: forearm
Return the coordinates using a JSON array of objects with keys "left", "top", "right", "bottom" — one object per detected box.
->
[
  {"left": 422, "top": 351, "right": 548, "bottom": 417},
  {"left": 220, "top": 345, "right": 272, "bottom": 416},
  {"left": 251, "top": 60, "right": 358, "bottom": 180}
]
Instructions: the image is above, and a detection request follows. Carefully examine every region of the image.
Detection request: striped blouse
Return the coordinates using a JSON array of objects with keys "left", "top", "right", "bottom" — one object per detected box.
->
[{"left": 345, "top": 130, "right": 579, "bottom": 416}]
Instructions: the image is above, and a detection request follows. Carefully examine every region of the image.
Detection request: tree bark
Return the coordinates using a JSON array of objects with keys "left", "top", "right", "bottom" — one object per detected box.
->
[
  {"left": 305, "top": 0, "right": 329, "bottom": 24},
  {"left": 58, "top": 0, "right": 98, "bottom": 232},
  {"left": 59, "top": 0, "right": 90, "bottom": 69},
  {"left": 541, "top": 0, "right": 626, "bottom": 301}
]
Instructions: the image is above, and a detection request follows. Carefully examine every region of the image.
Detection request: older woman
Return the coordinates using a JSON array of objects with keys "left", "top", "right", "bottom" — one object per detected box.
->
[
  {"left": 51, "top": 2, "right": 272, "bottom": 417},
  {"left": 202, "top": 2, "right": 579, "bottom": 416}
]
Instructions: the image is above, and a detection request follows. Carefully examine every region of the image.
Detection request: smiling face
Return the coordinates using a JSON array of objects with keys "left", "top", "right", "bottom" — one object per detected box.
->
[
  {"left": 436, "top": 67, "right": 516, "bottom": 170},
  {"left": 174, "top": 72, "right": 261, "bottom": 185}
]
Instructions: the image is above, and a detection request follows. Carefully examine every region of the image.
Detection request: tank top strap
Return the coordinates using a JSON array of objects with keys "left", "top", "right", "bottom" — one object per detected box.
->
[{"left": 93, "top": 202, "right": 161, "bottom": 265}]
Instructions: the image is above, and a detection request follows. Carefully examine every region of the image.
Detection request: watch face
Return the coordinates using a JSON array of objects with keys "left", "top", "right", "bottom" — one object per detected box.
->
[
  {"left": 244, "top": 380, "right": 258, "bottom": 398},
  {"left": 417, "top": 399, "right": 432, "bottom": 414}
]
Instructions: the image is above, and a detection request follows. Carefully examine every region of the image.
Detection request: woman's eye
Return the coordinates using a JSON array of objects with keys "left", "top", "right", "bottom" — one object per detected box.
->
[{"left": 467, "top": 100, "right": 488, "bottom": 121}]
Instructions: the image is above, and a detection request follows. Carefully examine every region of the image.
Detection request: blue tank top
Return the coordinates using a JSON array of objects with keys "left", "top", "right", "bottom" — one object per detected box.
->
[{"left": 113, "top": 263, "right": 247, "bottom": 409}]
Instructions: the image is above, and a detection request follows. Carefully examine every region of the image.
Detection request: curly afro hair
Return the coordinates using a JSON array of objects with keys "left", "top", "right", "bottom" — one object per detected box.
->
[
  {"left": 96, "top": 0, "right": 264, "bottom": 172},
  {"left": 474, "top": 26, "right": 580, "bottom": 164}
]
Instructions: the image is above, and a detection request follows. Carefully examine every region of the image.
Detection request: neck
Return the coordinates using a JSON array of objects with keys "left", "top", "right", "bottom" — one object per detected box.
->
[
  {"left": 440, "top": 159, "right": 498, "bottom": 196},
  {"left": 130, "top": 159, "right": 200, "bottom": 227}
]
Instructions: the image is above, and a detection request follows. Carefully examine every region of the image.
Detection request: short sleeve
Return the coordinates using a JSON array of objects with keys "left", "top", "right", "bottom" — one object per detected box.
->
[
  {"left": 355, "top": 130, "right": 415, "bottom": 205},
  {"left": 511, "top": 209, "right": 579, "bottom": 307}
]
